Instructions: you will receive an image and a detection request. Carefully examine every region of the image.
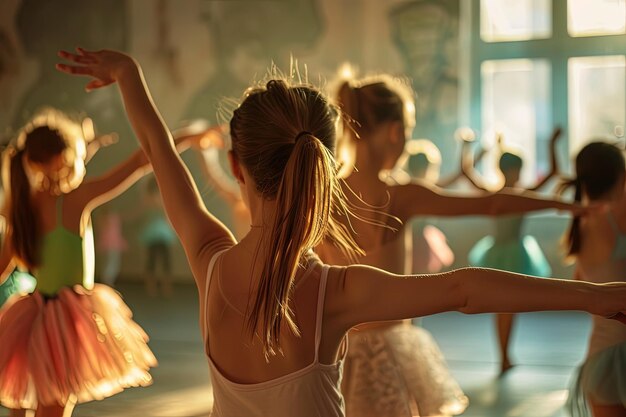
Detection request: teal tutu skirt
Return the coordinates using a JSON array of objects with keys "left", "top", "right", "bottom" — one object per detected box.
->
[
  {"left": 140, "top": 218, "right": 176, "bottom": 245},
  {"left": 567, "top": 342, "right": 626, "bottom": 416},
  {"left": 468, "top": 235, "right": 551, "bottom": 277}
]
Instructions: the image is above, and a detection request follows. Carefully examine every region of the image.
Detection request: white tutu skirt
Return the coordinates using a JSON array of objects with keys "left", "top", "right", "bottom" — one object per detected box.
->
[
  {"left": 567, "top": 341, "right": 626, "bottom": 416},
  {"left": 342, "top": 324, "right": 468, "bottom": 417},
  {"left": 0, "top": 284, "right": 157, "bottom": 409}
]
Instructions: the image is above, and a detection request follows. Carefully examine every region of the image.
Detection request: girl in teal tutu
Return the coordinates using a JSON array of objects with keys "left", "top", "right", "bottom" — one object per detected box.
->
[
  {"left": 463, "top": 128, "right": 563, "bottom": 374},
  {"left": 561, "top": 142, "right": 626, "bottom": 417}
]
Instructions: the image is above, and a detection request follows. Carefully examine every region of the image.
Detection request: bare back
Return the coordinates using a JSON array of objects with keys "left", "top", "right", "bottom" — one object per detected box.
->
[
  {"left": 576, "top": 202, "right": 626, "bottom": 357},
  {"left": 202, "top": 245, "right": 347, "bottom": 384},
  {"left": 317, "top": 179, "right": 408, "bottom": 275}
]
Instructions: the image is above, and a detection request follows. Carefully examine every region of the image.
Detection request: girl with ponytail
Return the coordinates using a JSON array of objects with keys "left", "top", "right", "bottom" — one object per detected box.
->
[
  {"left": 59, "top": 48, "right": 626, "bottom": 417},
  {"left": 316, "top": 74, "right": 573, "bottom": 416},
  {"left": 558, "top": 142, "right": 626, "bottom": 417},
  {"left": 0, "top": 108, "right": 196, "bottom": 417}
]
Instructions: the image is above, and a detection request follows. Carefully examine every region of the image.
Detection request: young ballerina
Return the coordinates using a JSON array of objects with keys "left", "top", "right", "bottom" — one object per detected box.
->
[
  {"left": 314, "top": 75, "right": 574, "bottom": 416},
  {"left": 463, "top": 128, "right": 563, "bottom": 374},
  {"left": 0, "top": 108, "right": 196, "bottom": 417},
  {"left": 58, "top": 48, "right": 626, "bottom": 417},
  {"left": 560, "top": 142, "right": 626, "bottom": 417}
]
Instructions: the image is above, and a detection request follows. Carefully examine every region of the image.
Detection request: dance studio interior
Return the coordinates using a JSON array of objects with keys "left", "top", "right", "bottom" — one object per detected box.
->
[{"left": 1, "top": 1, "right": 625, "bottom": 416}]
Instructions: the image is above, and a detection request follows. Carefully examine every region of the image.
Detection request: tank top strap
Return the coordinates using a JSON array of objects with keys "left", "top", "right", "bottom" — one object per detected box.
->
[
  {"left": 313, "top": 264, "right": 331, "bottom": 361},
  {"left": 202, "top": 249, "right": 229, "bottom": 344}
]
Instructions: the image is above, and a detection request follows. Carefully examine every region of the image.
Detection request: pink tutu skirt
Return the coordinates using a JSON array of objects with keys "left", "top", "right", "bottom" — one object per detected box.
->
[{"left": 0, "top": 284, "right": 157, "bottom": 409}]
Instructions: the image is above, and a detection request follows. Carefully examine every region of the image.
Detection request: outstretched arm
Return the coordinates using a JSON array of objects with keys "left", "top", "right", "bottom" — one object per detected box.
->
[
  {"left": 527, "top": 127, "right": 562, "bottom": 192},
  {"left": 393, "top": 181, "right": 583, "bottom": 222},
  {"left": 57, "top": 49, "right": 235, "bottom": 285},
  {"left": 327, "top": 264, "right": 626, "bottom": 332}
]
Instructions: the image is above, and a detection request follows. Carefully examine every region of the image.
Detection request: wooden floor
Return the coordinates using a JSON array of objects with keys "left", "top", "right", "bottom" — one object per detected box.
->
[{"left": 1, "top": 282, "right": 591, "bottom": 417}]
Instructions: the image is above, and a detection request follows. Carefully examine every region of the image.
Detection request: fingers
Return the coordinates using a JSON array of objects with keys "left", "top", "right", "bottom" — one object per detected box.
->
[
  {"left": 58, "top": 50, "right": 96, "bottom": 65},
  {"left": 85, "top": 79, "right": 112, "bottom": 91},
  {"left": 56, "top": 63, "right": 93, "bottom": 76}
]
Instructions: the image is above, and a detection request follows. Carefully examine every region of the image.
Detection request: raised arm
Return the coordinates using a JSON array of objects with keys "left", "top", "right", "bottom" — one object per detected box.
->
[
  {"left": 57, "top": 48, "right": 235, "bottom": 283},
  {"left": 326, "top": 264, "right": 626, "bottom": 332},
  {"left": 393, "top": 181, "right": 582, "bottom": 222},
  {"left": 527, "top": 127, "right": 562, "bottom": 192},
  {"left": 172, "top": 121, "right": 243, "bottom": 206},
  {"left": 69, "top": 133, "right": 198, "bottom": 213},
  {"left": 437, "top": 141, "right": 486, "bottom": 188},
  {"left": 460, "top": 142, "right": 491, "bottom": 191}
]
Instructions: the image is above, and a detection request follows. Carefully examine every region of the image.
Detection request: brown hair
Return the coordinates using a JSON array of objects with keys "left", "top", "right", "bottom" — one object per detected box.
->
[
  {"left": 229, "top": 79, "right": 361, "bottom": 358},
  {"left": 3, "top": 109, "right": 86, "bottom": 269},
  {"left": 336, "top": 74, "right": 415, "bottom": 141},
  {"left": 558, "top": 141, "right": 625, "bottom": 257}
]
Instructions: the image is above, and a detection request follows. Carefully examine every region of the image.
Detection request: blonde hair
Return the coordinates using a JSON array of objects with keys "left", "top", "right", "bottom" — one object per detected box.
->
[{"left": 229, "top": 79, "right": 362, "bottom": 358}]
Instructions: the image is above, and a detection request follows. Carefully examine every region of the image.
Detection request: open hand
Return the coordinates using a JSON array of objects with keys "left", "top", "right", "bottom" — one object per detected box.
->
[{"left": 56, "top": 48, "right": 137, "bottom": 91}]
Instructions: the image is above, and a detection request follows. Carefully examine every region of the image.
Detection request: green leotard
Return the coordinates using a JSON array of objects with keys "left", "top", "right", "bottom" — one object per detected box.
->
[{"left": 35, "top": 197, "right": 84, "bottom": 295}]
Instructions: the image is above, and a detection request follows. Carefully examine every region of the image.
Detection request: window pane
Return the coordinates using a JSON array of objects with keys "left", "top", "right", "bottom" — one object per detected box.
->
[
  {"left": 481, "top": 0, "right": 552, "bottom": 42},
  {"left": 568, "top": 56, "right": 626, "bottom": 155},
  {"left": 482, "top": 59, "right": 551, "bottom": 186},
  {"left": 568, "top": 0, "right": 626, "bottom": 37}
]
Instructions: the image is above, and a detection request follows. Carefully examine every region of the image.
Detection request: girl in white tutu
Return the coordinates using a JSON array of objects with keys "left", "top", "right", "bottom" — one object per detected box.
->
[
  {"left": 314, "top": 74, "right": 577, "bottom": 416},
  {"left": 560, "top": 142, "right": 626, "bottom": 417}
]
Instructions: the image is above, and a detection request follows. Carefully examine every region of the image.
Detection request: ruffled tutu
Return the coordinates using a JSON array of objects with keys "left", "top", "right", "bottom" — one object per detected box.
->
[
  {"left": 140, "top": 217, "right": 176, "bottom": 246},
  {"left": 342, "top": 324, "right": 468, "bottom": 417},
  {"left": 567, "top": 342, "right": 626, "bottom": 417},
  {"left": 0, "top": 284, "right": 157, "bottom": 409},
  {"left": 468, "top": 235, "right": 551, "bottom": 277}
]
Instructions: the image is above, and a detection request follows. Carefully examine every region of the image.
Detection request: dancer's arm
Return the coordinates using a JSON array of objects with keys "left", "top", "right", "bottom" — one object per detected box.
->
[
  {"left": 57, "top": 49, "right": 235, "bottom": 284},
  {"left": 172, "top": 122, "right": 243, "bottom": 206},
  {"left": 326, "top": 264, "right": 626, "bottom": 332},
  {"left": 527, "top": 127, "right": 562, "bottom": 192},
  {"left": 70, "top": 133, "right": 197, "bottom": 212},
  {"left": 393, "top": 181, "right": 583, "bottom": 221}
]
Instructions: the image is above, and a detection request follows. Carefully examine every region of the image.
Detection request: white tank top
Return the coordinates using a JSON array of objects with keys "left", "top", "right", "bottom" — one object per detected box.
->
[{"left": 202, "top": 250, "right": 346, "bottom": 417}]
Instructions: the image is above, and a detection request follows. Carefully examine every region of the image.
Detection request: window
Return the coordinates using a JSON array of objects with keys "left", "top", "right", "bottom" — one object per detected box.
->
[
  {"left": 568, "top": 0, "right": 626, "bottom": 37},
  {"left": 481, "top": 0, "right": 552, "bottom": 42},
  {"left": 470, "top": 1, "right": 626, "bottom": 181}
]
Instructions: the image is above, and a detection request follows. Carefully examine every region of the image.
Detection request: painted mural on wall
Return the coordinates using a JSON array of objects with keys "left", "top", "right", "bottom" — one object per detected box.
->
[
  {"left": 1, "top": 0, "right": 461, "bottom": 278},
  {"left": 391, "top": 0, "right": 460, "bottom": 172}
]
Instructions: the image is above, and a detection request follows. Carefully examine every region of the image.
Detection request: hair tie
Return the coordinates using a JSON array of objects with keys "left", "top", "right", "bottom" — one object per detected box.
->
[{"left": 295, "top": 131, "right": 312, "bottom": 141}]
